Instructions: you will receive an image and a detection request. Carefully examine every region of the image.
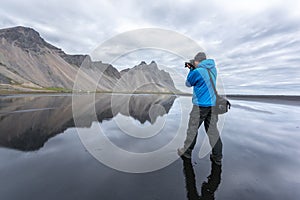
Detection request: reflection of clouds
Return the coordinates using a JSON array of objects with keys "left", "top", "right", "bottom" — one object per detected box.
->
[
  {"left": 232, "top": 104, "right": 274, "bottom": 114},
  {"left": 98, "top": 96, "right": 188, "bottom": 153},
  {"left": 225, "top": 100, "right": 300, "bottom": 154},
  {"left": 221, "top": 100, "right": 300, "bottom": 198}
]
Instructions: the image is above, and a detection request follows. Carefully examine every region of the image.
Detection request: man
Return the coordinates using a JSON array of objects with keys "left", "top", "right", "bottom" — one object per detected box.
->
[{"left": 178, "top": 52, "right": 223, "bottom": 165}]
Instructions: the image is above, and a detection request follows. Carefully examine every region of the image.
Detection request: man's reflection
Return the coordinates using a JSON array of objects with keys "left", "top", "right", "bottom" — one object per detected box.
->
[{"left": 182, "top": 157, "right": 222, "bottom": 200}]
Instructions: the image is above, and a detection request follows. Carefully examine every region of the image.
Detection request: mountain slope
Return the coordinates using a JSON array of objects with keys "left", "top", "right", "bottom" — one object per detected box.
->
[
  {"left": 117, "top": 61, "right": 177, "bottom": 93},
  {"left": 0, "top": 26, "right": 178, "bottom": 93}
]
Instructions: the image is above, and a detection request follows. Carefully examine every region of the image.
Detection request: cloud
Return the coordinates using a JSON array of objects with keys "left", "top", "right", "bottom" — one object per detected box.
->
[{"left": 0, "top": 0, "right": 299, "bottom": 94}]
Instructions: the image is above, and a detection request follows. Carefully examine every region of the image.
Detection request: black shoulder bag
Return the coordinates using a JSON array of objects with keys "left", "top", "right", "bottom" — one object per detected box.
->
[{"left": 206, "top": 69, "right": 231, "bottom": 114}]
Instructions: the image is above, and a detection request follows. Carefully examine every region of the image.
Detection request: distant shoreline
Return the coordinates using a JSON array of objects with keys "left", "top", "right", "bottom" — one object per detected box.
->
[
  {"left": 1, "top": 91, "right": 299, "bottom": 105},
  {"left": 226, "top": 94, "right": 300, "bottom": 106}
]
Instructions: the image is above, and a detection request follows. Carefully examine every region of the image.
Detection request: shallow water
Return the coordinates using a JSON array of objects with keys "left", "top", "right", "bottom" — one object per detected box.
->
[{"left": 0, "top": 94, "right": 299, "bottom": 200}]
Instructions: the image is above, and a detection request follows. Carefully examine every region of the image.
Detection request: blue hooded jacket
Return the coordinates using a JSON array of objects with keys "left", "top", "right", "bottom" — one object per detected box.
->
[{"left": 186, "top": 59, "right": 217, "bottom": 107}]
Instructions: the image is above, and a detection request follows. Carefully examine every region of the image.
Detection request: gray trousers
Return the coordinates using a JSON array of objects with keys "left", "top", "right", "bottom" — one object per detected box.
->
[{"left": 184, "top": 105, "right": 223, "bottom": 160}]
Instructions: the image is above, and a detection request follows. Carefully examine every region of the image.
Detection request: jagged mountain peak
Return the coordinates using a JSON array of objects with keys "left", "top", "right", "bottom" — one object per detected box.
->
[
  {"left": 0, "top": 26, "right": 60, "bottom": 53},
  {"left": 134, "top": 60, "right": 159, "bottom": 70},
  {"left": 2, "top": 26, "right": 39, "bottom": 36},
  {"left": 139, "top": 61, "right": 147, "bottom": 65},
  {"left": 137, "top": 60, "right": 157, "bottom": 66}
]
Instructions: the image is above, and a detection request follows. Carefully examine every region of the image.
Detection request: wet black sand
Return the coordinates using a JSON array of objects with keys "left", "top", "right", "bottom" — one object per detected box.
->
[{"left": 0, "top": 94, "right": 299, "bottom": 200}]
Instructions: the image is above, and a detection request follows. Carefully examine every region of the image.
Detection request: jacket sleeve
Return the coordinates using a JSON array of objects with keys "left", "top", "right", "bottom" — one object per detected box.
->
[{"left": 185, "top": 69, "right": 199, "bottom": 87}]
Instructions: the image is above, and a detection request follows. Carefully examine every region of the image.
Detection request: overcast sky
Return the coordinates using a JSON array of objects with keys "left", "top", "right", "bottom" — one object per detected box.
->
[{"left": 0, "top": 0, "right": 299, "bottom": 94}]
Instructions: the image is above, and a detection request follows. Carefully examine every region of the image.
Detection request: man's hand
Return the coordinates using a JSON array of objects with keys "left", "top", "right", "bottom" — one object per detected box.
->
[{"left": 185, "top": 62, "right": 195, "bottom": 70}]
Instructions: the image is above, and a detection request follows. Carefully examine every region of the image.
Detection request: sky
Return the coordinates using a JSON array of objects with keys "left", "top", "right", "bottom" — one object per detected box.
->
[{"left": 0, "top": 0, "right": 300, "bottom": 95}]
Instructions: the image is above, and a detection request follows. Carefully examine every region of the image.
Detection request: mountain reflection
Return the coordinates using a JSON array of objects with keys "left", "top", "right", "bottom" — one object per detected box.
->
[{"left": 0, "top": 94, "right": 176, "bottom": 151}]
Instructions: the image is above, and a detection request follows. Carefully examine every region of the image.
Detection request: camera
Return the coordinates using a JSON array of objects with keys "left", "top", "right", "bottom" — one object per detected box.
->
[{"left": 185, "top": 60, "right": 196, "bottom": 70}]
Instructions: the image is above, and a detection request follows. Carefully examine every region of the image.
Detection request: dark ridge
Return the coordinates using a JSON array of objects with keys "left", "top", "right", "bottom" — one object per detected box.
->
[
  {"left": 0, "top": 74, "right": 10, "bottom": 84},
  {"left": 0, "top": 26, "right": 61, "bottom": 53},
  {"left": 0, "top": 26, "right": 89, "bottom": 67},
  {"left": 60, "top": 54, "right": 89, "bottom": 67},
  {"left": 120, "top": 68, "right": 130, "bottom": 73},
  {"left": 5, "top": 118, "right": 75, "bottom": 151},
  {"left": 226, "top": 95, "right": 300, "bottom": 106}
]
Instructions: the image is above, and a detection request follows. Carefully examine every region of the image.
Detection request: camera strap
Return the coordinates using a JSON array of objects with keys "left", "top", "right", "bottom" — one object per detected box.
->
[{"left": 206, "top": 68, "right": 218, "bottom": 96}]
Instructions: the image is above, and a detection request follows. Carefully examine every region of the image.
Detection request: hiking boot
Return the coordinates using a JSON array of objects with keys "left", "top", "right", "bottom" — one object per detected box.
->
[
  {"left": 210, "top": 154, "right": 222, "bottom": 166},
  {"left": 177, "top": 147, "right": 192, "bottom": 159}
]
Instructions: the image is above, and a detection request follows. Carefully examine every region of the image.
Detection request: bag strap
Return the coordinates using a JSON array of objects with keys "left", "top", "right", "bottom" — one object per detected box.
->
[{"left": 206, "top": 68, "right": 218, "bottom": 96}]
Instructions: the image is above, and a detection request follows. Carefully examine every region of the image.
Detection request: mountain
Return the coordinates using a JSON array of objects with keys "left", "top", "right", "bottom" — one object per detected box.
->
[
  {"left": 0, "top": 26, "right": 179, "bottom": 93},
  {"left": 117, "top": 61, "right": 177, "bottom": 93}
]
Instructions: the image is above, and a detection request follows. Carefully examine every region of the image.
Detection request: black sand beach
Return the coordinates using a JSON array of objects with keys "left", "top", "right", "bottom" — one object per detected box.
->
[{"left": 0, "top": 94, "right": 299, "bottom": 200}]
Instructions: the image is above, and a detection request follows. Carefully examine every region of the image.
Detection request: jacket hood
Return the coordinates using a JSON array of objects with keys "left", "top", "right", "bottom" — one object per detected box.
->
[{"left": 197, "top": 59, "right": 215, "bottom": 69}]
